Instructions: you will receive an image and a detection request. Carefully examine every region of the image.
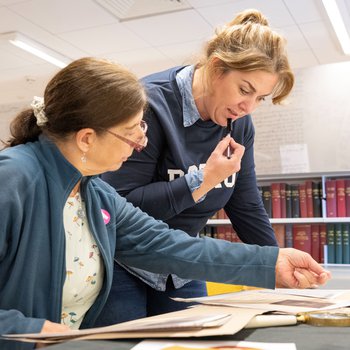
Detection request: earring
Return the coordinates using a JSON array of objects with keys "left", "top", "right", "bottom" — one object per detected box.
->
[{"left": 81, "top": 153, "right": 87, "bottom": 163}]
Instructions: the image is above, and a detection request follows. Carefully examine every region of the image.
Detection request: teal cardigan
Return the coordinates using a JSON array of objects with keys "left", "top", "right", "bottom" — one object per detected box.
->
[{"left": 0, "top": 136, "right": 278, "bottom": 340}]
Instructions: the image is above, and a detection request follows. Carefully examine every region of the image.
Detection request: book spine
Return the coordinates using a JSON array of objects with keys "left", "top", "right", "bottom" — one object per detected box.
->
[
  {"left": 292, "top": 224, "right": 311, "bottom": 254},
  {"left": 311, "top": 224, "right": 320, "bottom": 263},
  {"left": 299, "top": 183, "right": 308, "bottom": 218},
  {"left": 272, "top": 224, "right": 285, "bottom": 248},
  {"left": 325, "top": 179, "right": 337, "bottom": 217},
  {"left": 336, "top": 179, "right": 346, "bottom": 217},
  {"left": 271, "top": 182, "right": 281, "bottom": 218},
  {"left": 262, "top": 185, "right": 272, "bottom": 218},
  {"left": 291, "top": 184, "right": 300, "bottom": 218},
  {"left": 334, "top": 222, "right": 343, "bottom": 264},
  {"left": 285, "top": 184, "right": 292, "bottom": 218},
  {"left": 342, "top": 223, "right": 350, "bottom": 264},
  {"left": 319, "top": 223, "right": 327, "bottom": 264},
  {"left": 285, "top": 224, "right": 293, "bottom": 248},
  {"left": 345, "top": 179, "right": 350, "bottom": 217},
  {"left": 216, "top": 226, "right": 226, "bottom": 240},
  {"left": 280, "top": 183, "right": 286, "bottom": 218},
  {"left": 326, "top": 223, "right": 335, "bottom": 264},
  {"left": 305, "top": 180, "right": 314, "bottom": 217},
  {"left": 312, "top": 181, "right": 322, "bottom": 217}
]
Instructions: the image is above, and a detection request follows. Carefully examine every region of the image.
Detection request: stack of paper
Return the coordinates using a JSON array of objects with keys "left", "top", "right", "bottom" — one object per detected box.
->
[{"left": 3, "top": 289, "right": 350, "bottom": 345}]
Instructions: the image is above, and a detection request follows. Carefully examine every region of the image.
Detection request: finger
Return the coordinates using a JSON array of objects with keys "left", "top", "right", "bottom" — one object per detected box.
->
[
  {"left": 295, "top": 268, "right": 319, "bottom": 288},
  {"left": 229, "top": 140, "right": 245, "bottom": 159},
  {"left": 303, "top": 254, "right": 330, "bottom": 276},
  {"left": 293, "top": 270, "right": 312, "bottom": 289},
  {"left": 316, "top": 271, "right": 332, "bottom": 285},
  {"left": 216, "top": 135, "right": 232, "bottom": 153}
]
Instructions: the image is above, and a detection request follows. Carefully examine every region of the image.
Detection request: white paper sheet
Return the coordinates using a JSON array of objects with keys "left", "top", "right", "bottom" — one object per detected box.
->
[
  {"left": 173, "top": 289, "right": 350, "bottom": 314},
  {"left": 131, "top": 339, "right": 296, "bottom": 350}
]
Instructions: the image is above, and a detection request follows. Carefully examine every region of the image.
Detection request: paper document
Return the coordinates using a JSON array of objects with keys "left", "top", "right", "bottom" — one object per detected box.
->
[
  {"left": 173, "top": 289, "right": 350, "bottom": 314},
  {"left": 3, "top": 305, "right": 262, "bottom": 343},
  {"left": 262, "top": 288, "right": 349, "bottom": 299},
  {"left": 132, "top": 339, "right": 297, "bottom": 350}
]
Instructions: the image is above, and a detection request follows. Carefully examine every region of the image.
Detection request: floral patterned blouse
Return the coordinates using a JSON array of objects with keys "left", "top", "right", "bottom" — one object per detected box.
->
[{"left": 61, "top": 192, "right": 104, "bottom": 329}]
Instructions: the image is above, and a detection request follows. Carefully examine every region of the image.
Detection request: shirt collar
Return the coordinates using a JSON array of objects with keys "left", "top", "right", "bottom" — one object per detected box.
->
[{"left": 176, "top": 65, "right": 202, "bottom": 127}]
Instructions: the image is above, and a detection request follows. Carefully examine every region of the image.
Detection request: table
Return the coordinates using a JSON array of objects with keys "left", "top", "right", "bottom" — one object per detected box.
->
[
  {"left": 34, "top": 323, "right": 349, "bottom": 350},
  {"left": 5, "top": 266, "right": 350, "bottom": 350}
]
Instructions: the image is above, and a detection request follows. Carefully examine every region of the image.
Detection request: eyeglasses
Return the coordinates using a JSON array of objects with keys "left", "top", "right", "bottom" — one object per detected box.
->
[{"left": 104, "top": 120, "right": 148, "bottom": 152}]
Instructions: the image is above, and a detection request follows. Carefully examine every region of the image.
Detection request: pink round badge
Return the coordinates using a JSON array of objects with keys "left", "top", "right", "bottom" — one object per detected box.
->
[{"left": 101, "top": 209, "right": 110, "bottom": 224}]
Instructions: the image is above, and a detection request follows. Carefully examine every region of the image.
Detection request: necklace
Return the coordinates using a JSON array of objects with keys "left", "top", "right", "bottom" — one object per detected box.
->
[{"left": 75, "top": 192, "right": 86, "bottom": 220}]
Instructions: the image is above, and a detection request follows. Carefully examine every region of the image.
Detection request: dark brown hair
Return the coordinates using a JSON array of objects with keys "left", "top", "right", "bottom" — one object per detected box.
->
[
  {"left": 198, "top": 9, "right": 294, "bottom": 104},
  {"left": 4, "top": 57, "right": 146, "bottom": 148}
]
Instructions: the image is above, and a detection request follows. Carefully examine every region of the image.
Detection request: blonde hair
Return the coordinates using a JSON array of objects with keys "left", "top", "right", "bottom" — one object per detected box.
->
[{"left": 198, "top": 9, "right": 294, "bottom": 104}]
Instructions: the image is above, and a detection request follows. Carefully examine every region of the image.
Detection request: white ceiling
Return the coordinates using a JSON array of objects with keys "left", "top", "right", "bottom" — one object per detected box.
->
[{"left": 1, "top": 0, "right": 350, "bottom": 104}]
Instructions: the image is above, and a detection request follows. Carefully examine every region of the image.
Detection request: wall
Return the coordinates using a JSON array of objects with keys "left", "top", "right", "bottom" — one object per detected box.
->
[
  {"left": 1, "top": 61, "right": 350, "bottom": 176},
  {"left": 252, "top": 61, "right": 350, "bottom": 175}
]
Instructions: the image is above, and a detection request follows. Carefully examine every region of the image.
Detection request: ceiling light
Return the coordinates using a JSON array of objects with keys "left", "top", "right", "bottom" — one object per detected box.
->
[
  {"left": 322, "top": 0, "right": 350, "bottom": 55},
  {"left": 2, "top": 31, "right": 70, "bottom": 68}
]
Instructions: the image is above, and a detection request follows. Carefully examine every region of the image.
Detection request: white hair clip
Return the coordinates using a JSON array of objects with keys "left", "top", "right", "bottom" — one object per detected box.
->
[{"left": 31, "top": 96, "right": 48, "bottom": 126}]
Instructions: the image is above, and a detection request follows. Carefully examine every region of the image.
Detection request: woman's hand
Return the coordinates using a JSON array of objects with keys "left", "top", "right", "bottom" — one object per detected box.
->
[
  {"left": 275, "top": 248, "right": 331, "bottom": 288},
  {"left": 35, "top": 321, "right": 71, "bottom": 348},
  {"left": 40, "top": 320, "right": 71, "bottom": 334},
  {"left": 192, "top": 136, "right": 245, "bottom": 202}
]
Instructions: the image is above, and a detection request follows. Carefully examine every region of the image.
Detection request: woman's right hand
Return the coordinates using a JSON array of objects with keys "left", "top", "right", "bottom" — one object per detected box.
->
[
  {"left": 192, "top": 136, "right": 245, "bottom": 202},
  {"left": 40, "top": 320, "right": 71, "bottom": 333},
  {"left": 35, "top": 321, "right": 71, "bottom": 348}
]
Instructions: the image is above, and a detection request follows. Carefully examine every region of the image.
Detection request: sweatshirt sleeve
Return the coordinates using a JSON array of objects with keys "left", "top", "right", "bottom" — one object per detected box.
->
[
  {"left": 101, "top": 108, "right": 196, "bottom": 221},
  {"left": 225, "top": 117, "right": 278, "bottom": 247},
  {"left": 114, "top": 197, "right": 279, "bottom": 289}
]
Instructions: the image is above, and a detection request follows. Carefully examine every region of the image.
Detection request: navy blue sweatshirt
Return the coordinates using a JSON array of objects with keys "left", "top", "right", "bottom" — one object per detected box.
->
[{"left": 102, "top": 66, "right": 277, "bottom": 246}]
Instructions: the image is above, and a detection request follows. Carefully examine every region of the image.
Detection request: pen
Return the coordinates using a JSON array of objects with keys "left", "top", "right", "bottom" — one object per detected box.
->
[{"left": 226, "top": 118, "right": 232, "bottom": 159}]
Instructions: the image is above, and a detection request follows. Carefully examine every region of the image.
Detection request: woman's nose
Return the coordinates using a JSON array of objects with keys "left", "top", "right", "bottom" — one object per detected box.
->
[{"left": 239, "top": 98, "right": 257, "bottom": 115}]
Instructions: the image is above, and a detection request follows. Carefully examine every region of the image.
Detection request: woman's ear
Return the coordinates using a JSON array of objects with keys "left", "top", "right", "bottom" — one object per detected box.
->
[
  {"left": 75, "top": 128, "right": 96, "bottom": 153},
  {"left": 209, "top": 57, "right": 225, "bottom": 77}
]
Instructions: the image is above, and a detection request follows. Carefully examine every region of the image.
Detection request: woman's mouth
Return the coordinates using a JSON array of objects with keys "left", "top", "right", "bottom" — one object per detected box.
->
[{"left": 227, "top": 108, "right": 238, "bottom": 119}]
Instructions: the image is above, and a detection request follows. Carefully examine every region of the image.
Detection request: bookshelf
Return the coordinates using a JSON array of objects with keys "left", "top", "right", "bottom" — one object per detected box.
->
[
  {"left": 207, "top": 171, "right": 350, "bottom": 225},
  {"left": 204, "top": 171, "right": 350, "bottom": 265}
]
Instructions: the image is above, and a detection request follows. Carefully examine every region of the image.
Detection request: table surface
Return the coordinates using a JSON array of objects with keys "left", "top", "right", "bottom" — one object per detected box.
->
[
  {"left": 6, "top": 265, "right": 350, "bottom": 350},
  {"left": 37, "top": 322, "right": 350, "bottom": 350}
]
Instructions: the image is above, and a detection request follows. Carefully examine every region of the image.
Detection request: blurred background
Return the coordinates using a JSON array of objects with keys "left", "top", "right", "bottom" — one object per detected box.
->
[{"left": 1, "top": 0, "right": 350, "bottom": 104}]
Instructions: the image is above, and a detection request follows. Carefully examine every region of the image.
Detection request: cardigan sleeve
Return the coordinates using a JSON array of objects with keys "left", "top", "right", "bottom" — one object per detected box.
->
[
  {"left": 0, "top": 154, "right": 46, "bottom": 338},
  {"left": 113, "top": 196, "right": 279, "bottom": 289}
]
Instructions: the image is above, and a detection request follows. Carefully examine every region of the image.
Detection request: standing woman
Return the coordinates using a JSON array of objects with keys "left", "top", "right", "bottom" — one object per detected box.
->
[{"left": 97, "top": 9, "right": 295, "bottom": 325}]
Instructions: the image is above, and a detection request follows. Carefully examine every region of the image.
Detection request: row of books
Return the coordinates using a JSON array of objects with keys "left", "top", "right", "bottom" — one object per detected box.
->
[
  {"left": 200, "top": 223, "right": 350, "bottom": 264},
  {"left": 259, "top": 181, "right": 322, "bottom": 218},
  {"left": 274, "top": 222, "right": 350, "bottom": 265},
  {"left": 200, "top": 225, "right": 242, "bottom": 243},
  {"left": 325, "top": 178, "right": 350, "bottom": 217},
  {"left": 271, "top": 223, "right": 350, "bottom": 265},
  {"left": 259, "top": 178, "right": 350, "bottom": 218}
]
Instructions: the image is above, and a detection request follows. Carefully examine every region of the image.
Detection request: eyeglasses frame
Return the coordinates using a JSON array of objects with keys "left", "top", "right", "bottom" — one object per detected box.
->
[{"left": 103, "top": 120, "right": 148, "bottom": 152}]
